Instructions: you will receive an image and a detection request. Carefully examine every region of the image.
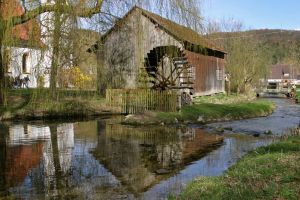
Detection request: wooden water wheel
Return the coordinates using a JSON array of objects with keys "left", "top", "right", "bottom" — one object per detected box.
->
[{"left": 144, "top": 46, "right": 194, "bottom": 90}]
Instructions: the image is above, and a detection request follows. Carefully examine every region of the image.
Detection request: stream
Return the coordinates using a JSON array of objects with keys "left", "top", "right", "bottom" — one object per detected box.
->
[{"left": 0, "top": 98, "right": 299, "bottom": 200}]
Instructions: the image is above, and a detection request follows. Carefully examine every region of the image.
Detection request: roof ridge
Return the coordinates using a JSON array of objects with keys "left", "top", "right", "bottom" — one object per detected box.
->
[{"left": 103, "top": 6, "right": 224, "bottom": 52}]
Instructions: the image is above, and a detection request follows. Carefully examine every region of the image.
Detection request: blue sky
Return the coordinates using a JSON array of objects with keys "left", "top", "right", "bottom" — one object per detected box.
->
[{"left": 202, "top": 0, "right": 300, "bottom": 30}]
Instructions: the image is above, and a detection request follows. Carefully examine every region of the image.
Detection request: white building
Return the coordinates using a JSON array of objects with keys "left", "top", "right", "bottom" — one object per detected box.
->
[
  {"left": 4, "top": 0, "right": 55, "bottom": 88},
  {"left": 268, "top": 64, "right": 300, "bottom": 85}
]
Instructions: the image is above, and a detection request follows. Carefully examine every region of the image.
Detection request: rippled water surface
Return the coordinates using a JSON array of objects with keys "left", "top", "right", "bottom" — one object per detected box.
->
[{"left": 0, "top": 99, "right": 298, "bottom": 199}]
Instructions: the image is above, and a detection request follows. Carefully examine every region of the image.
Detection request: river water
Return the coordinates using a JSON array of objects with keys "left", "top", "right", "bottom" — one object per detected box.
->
[{"left": 0, "top": 98, "right": 299, "bottom": 200}]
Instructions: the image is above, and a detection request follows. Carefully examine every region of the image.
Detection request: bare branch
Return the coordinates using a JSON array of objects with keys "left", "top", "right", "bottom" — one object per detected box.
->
[{"left": 10, "top": 0, "right": 104, "bottom": 26}]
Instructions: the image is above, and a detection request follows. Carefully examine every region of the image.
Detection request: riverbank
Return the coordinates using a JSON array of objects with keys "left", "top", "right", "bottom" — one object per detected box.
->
[
  {"left": 296, "top": 91, "right": 300, "bottom": 103},
  {"left": 193, "top": 92, "right": 256, "bottom": 104},
  {"left": 1, "top": 90, "right": 275, "bottom": 123},
  {"left": 0, "top": 89, "right": 111, "bottom": 121},
  {"left": 176, "top": 129, "right": 300, "bottom": 200},
  {"left": 123, "top": 100, "right": 275, "bottom": 125}
]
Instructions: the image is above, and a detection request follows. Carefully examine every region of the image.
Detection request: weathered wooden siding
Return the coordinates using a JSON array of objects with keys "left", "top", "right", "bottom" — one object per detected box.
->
[
  {"left": 103, "top": 9, "right": 183, "bottom": 89},
  {"left": 139, "top": 12, "right": 184, "bottom": 58},
  {"left": 102, "top": 8, "right": 225, "bottom": 96},
  {"left": 185, "top": 50, "right": 225, "bottom": 96},
  {"left": 103, "top": 17, "right": 136, "bottom": 88}
]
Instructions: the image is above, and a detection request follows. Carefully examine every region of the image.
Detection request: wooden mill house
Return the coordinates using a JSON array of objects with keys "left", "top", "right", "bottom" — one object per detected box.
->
[{"left": 93, "top": 6, "right": 226, "bottom": 113}]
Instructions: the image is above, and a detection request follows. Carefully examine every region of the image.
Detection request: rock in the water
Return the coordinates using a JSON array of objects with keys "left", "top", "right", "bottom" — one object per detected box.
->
[
  {"left": 264, "top": 130, "right": 273, "bottom": 135},
  {"left": 253, "top": 133, "right": 260, "bottom": 137},
  {"left": 155, "top": 169, "right": 170, "bottom": 175},
  {"left": 115, "top": 195, "right": 129, "bottom": 199},
  {"left": 224, "top": 127, "right": 233, "bottom": 131},
  {"left": 215, "top": 127, "right": 225, "bottom": 133}
]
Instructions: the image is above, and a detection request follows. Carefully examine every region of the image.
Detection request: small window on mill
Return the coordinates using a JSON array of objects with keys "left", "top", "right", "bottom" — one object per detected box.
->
[{"left": 22, "top": 53, "right": 29, "bottom": 74}]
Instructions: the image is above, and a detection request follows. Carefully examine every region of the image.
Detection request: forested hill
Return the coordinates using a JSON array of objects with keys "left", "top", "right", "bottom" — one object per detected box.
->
[{"left": 209, "top": 29, "right": 300, "bottom": 64}]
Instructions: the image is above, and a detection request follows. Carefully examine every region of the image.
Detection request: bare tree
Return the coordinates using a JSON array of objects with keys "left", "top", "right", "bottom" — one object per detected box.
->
[{"left": 204, "top": 19, "right": 271, "bottom": 94}]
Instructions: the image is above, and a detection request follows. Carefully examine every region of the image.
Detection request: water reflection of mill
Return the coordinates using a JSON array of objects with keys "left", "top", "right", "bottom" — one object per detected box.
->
[
  {"left": 0, "top": 121, "right": 223, "bottom": 199},
  {"left": 91, "top": 124, "right": 223, "bottom": 196}
]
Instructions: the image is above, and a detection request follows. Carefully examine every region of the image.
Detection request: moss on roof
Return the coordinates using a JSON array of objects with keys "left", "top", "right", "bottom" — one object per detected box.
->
[
  {"left": 103, "top": 6, "right": 224, "bottom": 53},
  {"left": 139, "top": 7, "right": 224, "bottom": 52}
]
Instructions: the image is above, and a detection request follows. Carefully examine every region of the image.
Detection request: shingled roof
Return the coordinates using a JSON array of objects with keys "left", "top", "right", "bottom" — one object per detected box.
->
[
  {"left": 0, "top": 0, "right": 44, "bottom": 49},
  {"left": 103, "top": 6, "right": 224, "bottom": 53},
  {"left": 268, "top": 64, "right": 299, "bottom": 80}
]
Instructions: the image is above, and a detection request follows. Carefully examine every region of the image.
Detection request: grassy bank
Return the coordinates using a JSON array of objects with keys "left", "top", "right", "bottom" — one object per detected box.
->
[
  {"left": 295, "top": 91, "right": 300, "bottom": 104},
  {"left": 0, "top": 89, "right": 110, "bottom": 121},
  {"left": 124, "top": 100, "right": 275, "bottom": 125},
  {"left": 193, "top": 93, "right": 256, "bottom": 104},
  {"left": 177, "top": 130, "right": 300, "bottom": 200}
]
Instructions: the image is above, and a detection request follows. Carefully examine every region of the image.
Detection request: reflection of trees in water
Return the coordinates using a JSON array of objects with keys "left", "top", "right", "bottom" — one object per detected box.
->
[
  {"left": 0, "top": 123, "right": 76, "bottom": 199},
  {"left": 92, "top": 124, "right": 223, "bottom": 195},
  {"left": 0, "top": 124, "right": 8, "bottom": 195},
  {"left": 1, "top": 121, "right": 131, "bottom": 200},
  {"left": 0, "top": 120, "right": 224, "bottom": 199}
]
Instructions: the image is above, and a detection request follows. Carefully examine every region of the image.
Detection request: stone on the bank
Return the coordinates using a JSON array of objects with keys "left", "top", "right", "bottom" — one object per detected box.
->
[
  {"left": 197, "top": 115, "right": 204, "bottom": 122},
  {"left": 125, "top": 114, "right": 135, "bottom": 120},
  {"left": 174, "top": 118, "right": 178, "bottom": 123}
]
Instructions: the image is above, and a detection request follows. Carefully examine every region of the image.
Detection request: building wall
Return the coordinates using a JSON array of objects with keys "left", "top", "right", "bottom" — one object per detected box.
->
[
  {"left": 103, "top": 10, "right": 183, "bottom": 89},
  {"left": 102, "top": 9, "right": 225, "bottom": 96},
  {"left": 8, "top": 47, "right": 47, "bottom": 88},
  {"left": 185, "top": 50, "right": 225, "bottom": 96}
]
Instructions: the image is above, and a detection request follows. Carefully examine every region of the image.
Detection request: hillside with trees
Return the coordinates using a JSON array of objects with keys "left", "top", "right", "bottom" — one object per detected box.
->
[
  {"left": 205, "top": 29, "right": 300, "bottom": 93},
  {"left": 210, "top": 29, "right": 300, "bottom": 65}
]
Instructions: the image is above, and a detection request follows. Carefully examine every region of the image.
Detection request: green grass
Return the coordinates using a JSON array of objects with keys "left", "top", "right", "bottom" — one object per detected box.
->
[
  {"left": 176, "top": 133, "right": 300, "bottom": 200},
  {"left": 0, "top": 89, "right": 106, "bottom": 120},
  {"left": 193, "top": 93, "right": 255, "bottom": 104},
  {"left": 156, "top": 100, "right": 274, "bottom": 124}
]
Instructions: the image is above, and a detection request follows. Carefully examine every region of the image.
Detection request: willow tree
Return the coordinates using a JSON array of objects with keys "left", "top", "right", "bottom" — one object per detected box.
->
[
  {"left": 205, "top": 19, "right": 272, "bottom": 94},
  {"left": 0, "top": 0, "right": 103, "bottom": 106},
  {"left": 224, "top": 37, "right": 270, "bottom": 93}
]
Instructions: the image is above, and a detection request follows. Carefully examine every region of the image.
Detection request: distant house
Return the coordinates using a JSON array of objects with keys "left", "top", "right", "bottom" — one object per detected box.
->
[
  {"left": 92, "top": 6, "right": 226, "bottom": 97},
  {"left": 268, "top": 64, "right": 300, "bottom": 85},
  {"left": 1, "top": 0, "right": 45, "bottom": 88}
]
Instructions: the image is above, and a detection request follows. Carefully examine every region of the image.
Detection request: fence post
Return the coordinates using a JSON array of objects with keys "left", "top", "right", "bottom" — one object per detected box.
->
[{"left": 106, "top": 89, "right": 179, "bottom": 114}]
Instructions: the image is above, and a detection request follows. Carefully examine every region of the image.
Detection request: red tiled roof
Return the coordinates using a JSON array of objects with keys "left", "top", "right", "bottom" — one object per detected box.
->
[{"left": 0, "top": 0, "right": 44, "bottom": 48}]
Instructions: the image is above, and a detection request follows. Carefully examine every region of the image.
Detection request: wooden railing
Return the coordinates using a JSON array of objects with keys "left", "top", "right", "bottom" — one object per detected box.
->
[{"left": 106, "top": 89, "right": 178, "bottom": 114}]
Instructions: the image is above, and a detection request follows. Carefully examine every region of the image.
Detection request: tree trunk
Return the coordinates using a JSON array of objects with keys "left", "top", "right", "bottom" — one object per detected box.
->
[
  {"left": 96, "top": 40, "right": 105, "bottom": 95},
  {"left": 0, "top": 125, "right": 7, "bottom": 193},
  {"left": 49, "top": 125, "right": 63, "bottom": 195},
  {"left": 49, "top": 8, "right": 63, "bottom": 99},
  {"left": 0, "top": 39, "right": 8, "bottom": 107}
]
